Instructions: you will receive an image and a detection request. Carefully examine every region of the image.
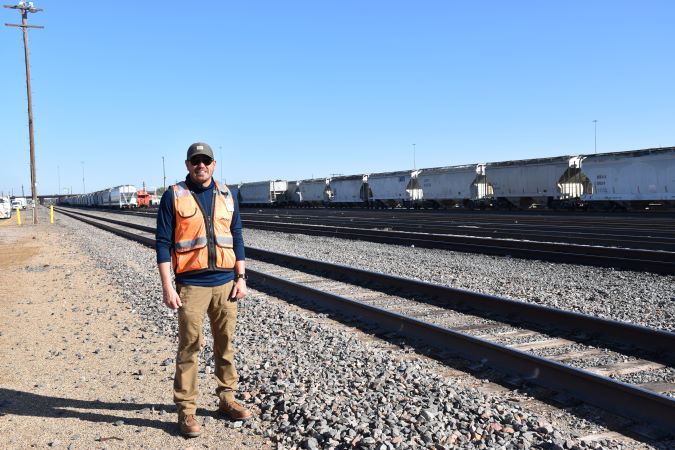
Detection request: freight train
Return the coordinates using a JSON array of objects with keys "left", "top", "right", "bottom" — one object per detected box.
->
[
  {"left": 58, "top": 147, "right": 675, "bottom": 211},
  {"left": 233, "top": 147, "right": 675, "bottom": 210},
  {"left": 60, "top": 185, "right": 138, "bottom": 208}
]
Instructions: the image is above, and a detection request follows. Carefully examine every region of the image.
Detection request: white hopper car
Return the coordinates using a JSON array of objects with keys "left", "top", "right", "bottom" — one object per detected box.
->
[
  {"left": 285, "top": 181, "right": 300, "bottom": 204},
  {"left": 486, "top": 156, "right": 585, "bottom": 208},
  {"left": 580, "top": 148, "right": 675, "bottom": 208},
  {"left": 296, "top": 178, "right": 332, "bottom": 205},
  {"left": 102, "top": 185, "right": 138, "bottom": 208},
  {"left": 418, "top": 164, "right": 489, "bottom": 207},
  {"left": 60, "top": 184, "right": 138, "bottom": 208},
  {"left": 368, "top": 170, "right": 422, "bottom": 207},
  {"left": 239, "top": 180, "right": 288, "bottom": 205},
  {"left": 234, "top": 146, "right": 675, "bottom": 210},
  {"left": 329, "top": 175, "right": 369, "bottom": 205}
]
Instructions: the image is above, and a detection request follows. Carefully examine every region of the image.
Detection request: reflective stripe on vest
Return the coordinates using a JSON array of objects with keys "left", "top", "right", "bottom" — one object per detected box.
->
[
  {"left": 215, "top": 235, "right": 234, "bottom": 247},
  {"left": 175, "top": 236, "right": 208, "bottom": 251}
]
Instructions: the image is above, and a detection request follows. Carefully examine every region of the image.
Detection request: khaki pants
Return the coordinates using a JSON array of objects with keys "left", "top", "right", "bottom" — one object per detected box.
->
[{"left": 174, "top": 282, "right": 238, "bottom": 415}]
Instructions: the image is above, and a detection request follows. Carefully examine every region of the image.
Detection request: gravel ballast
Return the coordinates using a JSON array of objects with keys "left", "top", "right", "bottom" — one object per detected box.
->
[
  {"left": 30, "top": 211, "right": 673, "bottom": 449},
  {"left": 242, "top": 229, "right": 675, "bottom": 332}
]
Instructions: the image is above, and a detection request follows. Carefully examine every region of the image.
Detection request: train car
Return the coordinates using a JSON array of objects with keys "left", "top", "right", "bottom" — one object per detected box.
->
[
  {"left": 367, "top": 170, "right": 422, "bottom": 208},
  {"left": 100, "top": 185, "right": 137, "bottom": 208},
  {"left": 417, "top": 164, "right": 490, "bottom": 208},
  {"left": 227, "top": 184, "right": 241, "bottom": 204},
  {"left": 580, "top": 147, "right": 675, "bottom": 209},
  {"left": 137, "top": 190, "right": 152, "bottom": 207},
  {"left": 329, "top": 175, "right": 369, "bottom": 206},
  {"left": 296, "top": 178, "right": 331, "bottom": 206},
  {"left": 239, "top": 180, "right": 288, "bottom": 206},
  {"left": 285, "top": 181, "right": 300, "bottom": 205},
  {"left": 486, "top": 156, "right": 584, "bottom": 209}
]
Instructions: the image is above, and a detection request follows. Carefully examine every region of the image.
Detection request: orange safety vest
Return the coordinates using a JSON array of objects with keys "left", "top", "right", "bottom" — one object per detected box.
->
[{"left": 171, "top": 181, "right": 236, "bottom": 275}]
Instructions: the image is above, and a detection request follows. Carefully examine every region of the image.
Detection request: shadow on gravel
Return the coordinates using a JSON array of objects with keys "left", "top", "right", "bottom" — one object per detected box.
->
[{"left": 0, "top": 388, "right": 178, "bottom": 435}]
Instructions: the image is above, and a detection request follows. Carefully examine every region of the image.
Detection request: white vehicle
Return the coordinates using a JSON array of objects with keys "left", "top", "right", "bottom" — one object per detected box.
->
[
  {"left": 329, "top": 175, "right": 369, "bottom": 205},
  {"left": 0, "top": 197, "right": 12, "bottom": 219},
  {"left": 11, "top": 197, "right": 27, "bottom": 210},
  {"left": 580, "top": 148, "right": 675, "bottom": 208},
  {"left": 285, "top": 181, "right": 300, "bottom": 204},
  {"left": 486, "top": 156, "right": 584, "bottom": 208},
  {"left": 239, "top": 180, "right": 288, "bottom": 205},
  {"left": 296, "top": 178, "right": 331, "bottom": 205},
  {"left": 103, "top": 185, "right": 138, "bottom": 208},
  {"left": 368, "top": 169, "right": 422, "bottom": 207},
  {"left": 418, "top": 164, "right": 490, "bottom": 207}
]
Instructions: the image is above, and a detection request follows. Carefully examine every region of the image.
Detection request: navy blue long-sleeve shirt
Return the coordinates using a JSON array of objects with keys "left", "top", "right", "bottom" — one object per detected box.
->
[{"left": 155, "top": 176, "right": 245, "bottom": 287}]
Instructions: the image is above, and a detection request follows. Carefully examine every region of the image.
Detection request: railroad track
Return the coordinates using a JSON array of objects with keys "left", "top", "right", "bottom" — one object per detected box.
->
[
  {"left": 110, "top": 207, "right": 675, "bottom": 249},
  {"left": 55, "top": 206, "right": 675, "bottom": 436},
  {"left": 241, "top": 220, "right": 675, "bottom": 275},
  {"left": 240, "top": 211, "right": 675, "bottom": 252},
  {"left": 82, "top": 207, "right": 675, "bottom": 274}
]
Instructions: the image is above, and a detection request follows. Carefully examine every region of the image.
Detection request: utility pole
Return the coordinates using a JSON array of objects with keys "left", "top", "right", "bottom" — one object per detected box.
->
[
  {"left": 412, "top": 144, "right": 416, "bottom": 170},
  {"left": 593, "top": 119, "right": 598, "bottom": 154},
  {"left": 5, "top": 1, "right": 43, "bottom": 223},
  {"left": 162, "top": 156, "right": 166, "bottom": 190}
]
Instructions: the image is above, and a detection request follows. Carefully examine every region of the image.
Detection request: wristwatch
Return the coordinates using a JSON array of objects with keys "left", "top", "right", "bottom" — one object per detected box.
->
[{"left": 235, "top": 273, "right": 248, "bottom": 281}]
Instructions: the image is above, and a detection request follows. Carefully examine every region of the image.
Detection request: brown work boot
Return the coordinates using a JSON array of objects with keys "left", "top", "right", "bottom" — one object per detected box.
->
[
  {"left": 218, "top": 399, "right": 253, "bottom": 421},
  {"left": 178, "top": 413, "right": 202, "bottom": 438}
]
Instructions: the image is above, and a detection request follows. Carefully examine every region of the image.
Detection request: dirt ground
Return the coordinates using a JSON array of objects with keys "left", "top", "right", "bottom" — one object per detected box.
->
[{"left": 0, "top": 213, "right": 269, "bottom": 449}]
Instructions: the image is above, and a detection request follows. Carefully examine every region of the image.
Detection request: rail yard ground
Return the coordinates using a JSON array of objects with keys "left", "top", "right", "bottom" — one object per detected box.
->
[
  {"left": 0, "top": 212, "right": 267, "bottom": 449},
  {"left": 1, "top": 208, "right": 673, "bottom": 449}
]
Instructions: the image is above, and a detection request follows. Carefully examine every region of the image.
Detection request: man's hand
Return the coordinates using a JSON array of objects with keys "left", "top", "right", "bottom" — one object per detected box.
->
[
  {"left": 230, "top": 278, "right": 247, "bottom": 300},
  {"left": 163, "top": 287, "right": 182, "bottom": 309}
]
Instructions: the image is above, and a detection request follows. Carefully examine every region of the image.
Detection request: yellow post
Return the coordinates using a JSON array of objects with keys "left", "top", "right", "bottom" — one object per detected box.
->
[
  {"left": 50, "top": 205, "right": 54, "bottom": 224},
  {"left": 16, "top": 207, "right": 22, "bottom": 225}
]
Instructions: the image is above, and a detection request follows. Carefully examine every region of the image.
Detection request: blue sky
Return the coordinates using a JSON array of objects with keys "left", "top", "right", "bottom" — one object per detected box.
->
[{"left": 1, "top": 1, "right": 674, "bottom": 196}]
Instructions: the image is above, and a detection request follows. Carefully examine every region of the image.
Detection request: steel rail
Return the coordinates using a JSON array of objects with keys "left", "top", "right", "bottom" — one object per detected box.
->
[
  {"left": 244, "top": 208, "right": 675, "bottom": 231},
  {"left": 55, "top": 207, "right": 675, "bottom": 358},
  {"left": 97, "top": 206, "right": 675, "bottom": 242},
  {"left": 243, "top": 210, "right": 675, "bottom": 237},
  {"left": 251, "top": 270, "right": 675, "bottom": 434},
  {"left": 91, "top": 208, "right": 675, "bottom": 252},
  {"left": 238, "top": 215, "right": 675, "bottom": 251},
  {"left": 243, "top": 221, "right": 675, "bottom": 274},
  {"left": 56, "top": 207, "right": 675, "bottom": 433},
  {"left": 244, "top": 248, "right": 675, "bottom": 363}
]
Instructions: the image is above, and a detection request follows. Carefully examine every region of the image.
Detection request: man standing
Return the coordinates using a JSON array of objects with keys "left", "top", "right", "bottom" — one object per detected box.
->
[{"left": 156, "top": 142, "right": 252, "bottom": 438}]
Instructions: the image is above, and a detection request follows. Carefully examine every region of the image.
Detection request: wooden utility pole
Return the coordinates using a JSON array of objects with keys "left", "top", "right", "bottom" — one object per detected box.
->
[{"left": 4, "top": 2, "right": 44, "bottom": 224}]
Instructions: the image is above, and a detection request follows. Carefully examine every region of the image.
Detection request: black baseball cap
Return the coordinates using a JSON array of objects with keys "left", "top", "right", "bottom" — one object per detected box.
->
[{"left": 186, "top": 142, "right": 214, "bottom": 160}]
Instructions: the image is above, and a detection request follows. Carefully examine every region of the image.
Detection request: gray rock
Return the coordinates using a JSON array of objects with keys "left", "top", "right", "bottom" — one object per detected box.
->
[
  {"left": 302, "top": 437, "right": 319, "bottom": 450},
  {"left": 61, "top": 211, "right": 663, "bottom": 450}
]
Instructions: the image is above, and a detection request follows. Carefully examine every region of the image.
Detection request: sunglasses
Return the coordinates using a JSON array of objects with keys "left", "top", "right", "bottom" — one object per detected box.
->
[{"left": 189, "top": 155, "right": 213, "bottom": 166}]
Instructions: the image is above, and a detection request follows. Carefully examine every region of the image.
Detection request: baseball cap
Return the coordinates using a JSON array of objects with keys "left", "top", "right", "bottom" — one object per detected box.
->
[{"left": 186, "top": 142, "right": 214, "bottom": 160}]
